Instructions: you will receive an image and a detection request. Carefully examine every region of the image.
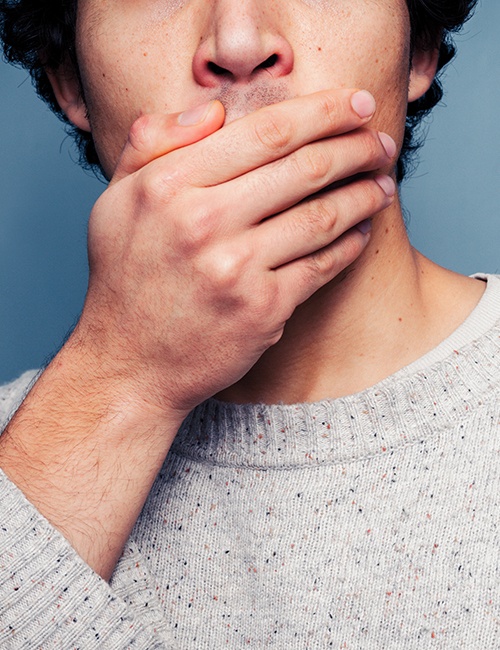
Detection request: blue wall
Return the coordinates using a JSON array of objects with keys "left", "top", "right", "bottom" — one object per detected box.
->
[
  {"left": 0, "top": 0, "right": 498, "bottom": 383},
  {"left": 402, "top": 0, "right": 500, "bottom": 277}
]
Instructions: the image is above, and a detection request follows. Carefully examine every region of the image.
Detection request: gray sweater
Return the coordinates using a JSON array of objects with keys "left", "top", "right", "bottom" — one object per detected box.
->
[{"left": 1, "top": 274, "right": 500, "bottom": 649}]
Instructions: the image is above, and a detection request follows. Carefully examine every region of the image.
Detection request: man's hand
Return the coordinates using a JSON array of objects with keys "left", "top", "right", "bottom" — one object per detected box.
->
[
  {"left": 80, "top": 88, "right": 396, "bottom": 414},
  {"left": 0, "top": 89, "right": 396, "bottom": 580}
]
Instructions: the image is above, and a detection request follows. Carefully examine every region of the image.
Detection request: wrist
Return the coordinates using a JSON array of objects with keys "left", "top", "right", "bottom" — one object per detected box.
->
[
  {"left": 57, "top": 322, "right": 191, "bottom": 435},
  {"left": 0, "top": 327, "right": 189, "bottom": 580}
]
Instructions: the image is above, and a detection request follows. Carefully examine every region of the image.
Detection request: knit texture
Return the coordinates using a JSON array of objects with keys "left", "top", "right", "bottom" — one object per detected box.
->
[{"left": 1, "top": 274, "right": 500, "bottom": 648}]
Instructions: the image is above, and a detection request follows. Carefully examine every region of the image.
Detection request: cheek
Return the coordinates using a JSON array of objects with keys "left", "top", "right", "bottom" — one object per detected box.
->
[
  {"left": 80, "top": 75, "right": 133, "bottom": 174},
  {"left": 365, "top": 43, "right": 411, "bottom": 138},
  {"left": 76, "top": 0, "right": 411, "bottom": 173},
  {"left": 76, "top": 37, "right": 142, "bottom": 173},
  {"left": 294, "top": 8, "right": 411, "bottom": 143},
  {"left": 76, "top": 11, "right": 193, "bottom": 174}
]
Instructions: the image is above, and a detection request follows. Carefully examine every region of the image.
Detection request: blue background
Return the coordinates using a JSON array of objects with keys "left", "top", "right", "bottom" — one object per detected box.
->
[{"left": 1, "top": 0, "right": 499, "bottom": 383}]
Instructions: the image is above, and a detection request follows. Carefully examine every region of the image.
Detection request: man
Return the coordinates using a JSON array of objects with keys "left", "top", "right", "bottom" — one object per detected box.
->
[{"left": 1, "top": 0, "right": 496, "bottom": 647}]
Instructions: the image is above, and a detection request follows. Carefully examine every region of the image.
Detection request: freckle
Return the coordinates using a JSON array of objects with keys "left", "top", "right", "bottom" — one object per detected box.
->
[
  {"left": 143, "top": 52, "right": 148, "bottom": 57},
  {"left": 375, "top": 249, "right": 380, "bottom": 255},
  {"left": 398, "top": 317, "right": 403, "bottom": 322},
  {"left": 317, "top": 46, "right": 322, "bottom": 51},
  {"left": 385, "top": 228, "right": 389, "bottom": 234},
  {"left": 102, "top": 73, "right": 106, "bottom": 78}
]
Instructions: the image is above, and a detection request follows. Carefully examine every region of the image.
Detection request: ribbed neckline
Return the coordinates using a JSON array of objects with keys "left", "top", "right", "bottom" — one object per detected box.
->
[{"left": 171, "top": 275, "right": 500, "bottom": 469}]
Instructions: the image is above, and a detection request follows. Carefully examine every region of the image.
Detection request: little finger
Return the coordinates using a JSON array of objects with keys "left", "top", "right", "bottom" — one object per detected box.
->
[
  {"left": 274, "top": 224, "right": 373, "bottom": 310},
  {"left": 254, "top": 175, "right": 395, "bottom": 268}
]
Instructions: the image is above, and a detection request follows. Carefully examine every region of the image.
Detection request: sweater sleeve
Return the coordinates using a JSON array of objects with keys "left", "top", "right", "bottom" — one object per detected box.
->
[{"left": 0, "top": 374, "right": 173, "bottom": 649}]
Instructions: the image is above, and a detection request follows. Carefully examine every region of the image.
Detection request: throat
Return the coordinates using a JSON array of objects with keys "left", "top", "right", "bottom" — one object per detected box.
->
[{"left": 217, "top": 214, "right": 486, "bottom": 406}]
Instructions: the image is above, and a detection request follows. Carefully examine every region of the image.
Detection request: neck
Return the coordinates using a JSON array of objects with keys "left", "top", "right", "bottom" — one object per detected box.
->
[{"left": 218, "top": 197, "right": 485, "bottom": 404}]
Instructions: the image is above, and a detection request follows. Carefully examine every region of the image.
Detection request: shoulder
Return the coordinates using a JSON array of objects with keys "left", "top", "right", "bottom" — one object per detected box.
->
[
  {"left": 0, "top": 370, "right": 39, "bottom": 431},
  {"left": 466, "top": 274, "right": 500, "bottom": 339}
]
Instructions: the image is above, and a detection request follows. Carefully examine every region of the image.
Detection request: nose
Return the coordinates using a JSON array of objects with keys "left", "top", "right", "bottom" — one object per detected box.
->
[{"left": 192, "top": 0, "right": 294, "bottom": 87}]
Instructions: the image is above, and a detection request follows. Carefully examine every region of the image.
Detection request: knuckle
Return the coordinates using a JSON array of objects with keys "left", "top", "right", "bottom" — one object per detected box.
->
[
  {"left": 351, "top": 179, "right": 387, "bottom": 218},
  {"left": 296, "top": 147, "right": 332, "bottom": 185},
  {"left": 306, "top": 233, "right": 360, "bottom": 277},
  {"left": 336, "top": 232, "right": 365, "bottom": 265},
  {"left": 356, "top": 183, "right": 380, "bottom": 215},
  {"left": 303, "top": 253, "right": 325, "bottom": 278},
  {"left": 137, "top": 166, "right": 177, "bottom": 204},
  {"left": 244, "top": 288, "right": 286, "bottom": 336},
  {"left": 300, "top": 200, "right": 338, "bottom": 238},
  {"left": 127, "top": 114, "right": 154, "bottom": 153},
  {"left": 203, "top": 248, "right": 247, "bottom": 290},
  {"left": 179, "top": 204, "right": 218, "bottom": 252},
  {"left": 253, "top": 111, "right": 293, "bottom": 154},
  {"left": 295, "top": 257, "right": 323, "bottom": 295},
  {"left": 363, "top": 129, "right": 385, "bottom": 163},
  {"left": 317, "top": 94, "right": 342, "bottom": 131},
  {"left": 138, "top": 169, "right": 166, "bottom": 202}
]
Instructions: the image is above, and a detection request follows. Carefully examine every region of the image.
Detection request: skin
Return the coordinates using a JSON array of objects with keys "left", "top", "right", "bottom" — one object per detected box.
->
[
  {"left": 0, "top": 0, "right": 485, "bottom": 581},
  {"left": 74, "top": 0, "right": 410, "bottom": 173}
]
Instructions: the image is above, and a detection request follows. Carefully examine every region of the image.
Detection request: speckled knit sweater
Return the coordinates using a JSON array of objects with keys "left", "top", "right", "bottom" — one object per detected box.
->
[{"left": 1, "top": 274, "right": 500, "bottom": 649}]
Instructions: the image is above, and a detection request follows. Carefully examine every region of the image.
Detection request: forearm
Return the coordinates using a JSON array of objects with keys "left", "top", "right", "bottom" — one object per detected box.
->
[
  {"left": 0, "top": 466, "right": 172, "bottom": 647},
  {"left": 0, "top": 332, "right": 186, "bottom": 581},
  {"left": 0, "top": 88, "right": 394, "bottom": 584}
]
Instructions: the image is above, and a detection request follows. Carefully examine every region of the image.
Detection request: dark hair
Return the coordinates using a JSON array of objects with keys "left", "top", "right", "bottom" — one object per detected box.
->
[{"left": 0, "top": 0, "right": 478, "bottom": 182}]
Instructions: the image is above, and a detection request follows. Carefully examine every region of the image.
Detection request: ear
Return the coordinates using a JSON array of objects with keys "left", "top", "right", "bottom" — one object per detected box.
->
[
  {"left": 46, "top": 63, "right": 91, "bottom": 132},
  {"left": 408, "top": 46, "right": 440, "bottom": 103}
]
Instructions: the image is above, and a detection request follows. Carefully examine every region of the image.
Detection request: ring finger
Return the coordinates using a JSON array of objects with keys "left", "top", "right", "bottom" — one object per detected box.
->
[{"left": 250, "top": 174, "right": 395, "bottom": 269}]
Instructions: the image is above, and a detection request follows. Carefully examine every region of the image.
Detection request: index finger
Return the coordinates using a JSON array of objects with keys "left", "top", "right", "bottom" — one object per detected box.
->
[
  {"left": 167, "top": 88, "right": 377, "bottom": 187},
  {"left": 111, "top": 101, "right": 226, "bottom": 185}
]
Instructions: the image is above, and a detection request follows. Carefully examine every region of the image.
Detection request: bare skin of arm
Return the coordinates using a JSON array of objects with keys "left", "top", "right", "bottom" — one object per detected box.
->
[{"left": 0, "top": 90, "right": 396, "bottom": 581}]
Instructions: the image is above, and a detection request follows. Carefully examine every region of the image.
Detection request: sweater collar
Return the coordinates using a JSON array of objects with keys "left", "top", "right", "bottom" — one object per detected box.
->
[{"left": 171, "top": 275, "right": 500, "bottom": 469}]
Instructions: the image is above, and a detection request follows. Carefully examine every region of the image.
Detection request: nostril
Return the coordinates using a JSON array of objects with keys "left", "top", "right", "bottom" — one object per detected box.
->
[
  {"left": 194, "top": 37, "right": 293, "bottom": 86},
  {"left": 208, "top": 54, "right": 278, "bottom": 77},
  {"left": 258, "top": 54, "right": 278, "bottom": 70},
  {"left": 207, "top": 61, "right": 230, "bottom": 76}
]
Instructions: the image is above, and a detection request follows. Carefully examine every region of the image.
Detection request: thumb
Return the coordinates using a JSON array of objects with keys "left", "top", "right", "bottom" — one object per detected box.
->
[{"left": 111, "top": 100, "right": 225, "bottom": 185}]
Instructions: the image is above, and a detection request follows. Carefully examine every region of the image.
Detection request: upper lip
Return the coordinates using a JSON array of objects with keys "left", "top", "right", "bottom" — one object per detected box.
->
[{"left": 208, "top": 81, "right": 292, "bottom": 125}]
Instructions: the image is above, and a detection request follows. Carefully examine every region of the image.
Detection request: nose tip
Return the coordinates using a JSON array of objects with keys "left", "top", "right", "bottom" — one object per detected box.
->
[{"left": 192, "top": 17, "right": 294, "bottom": 87}]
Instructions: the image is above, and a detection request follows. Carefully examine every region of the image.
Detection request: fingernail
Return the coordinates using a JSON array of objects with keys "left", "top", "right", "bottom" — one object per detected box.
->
[
  {"left": 374, "top": 174, "right": 396, "bottom": 197},
  {"left": 356, "top": 219, "right": 372, "bottom": 235},
  {"left": 178, "top": 101, "right": 214, "bottom": 126},
  {"left": 378, "top": 132, "right": 397, "bottom": 158},
  {"left": 351, "top": 90, "right": 376, "bottom": 119}
]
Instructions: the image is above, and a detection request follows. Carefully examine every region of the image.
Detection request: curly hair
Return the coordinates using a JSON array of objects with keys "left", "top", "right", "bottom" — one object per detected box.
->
[{"left": 0, "top": 0, "right": 478, "bottom": 182}]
